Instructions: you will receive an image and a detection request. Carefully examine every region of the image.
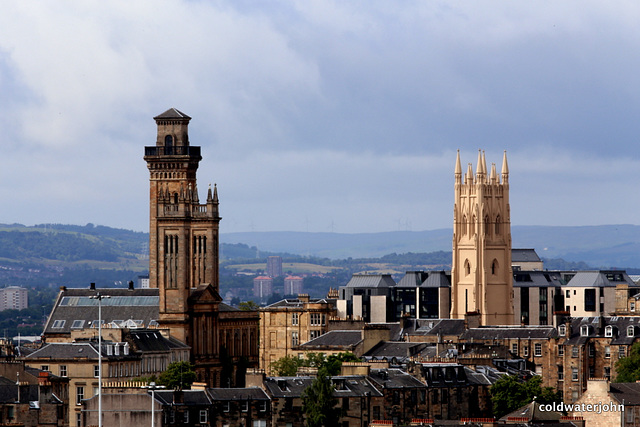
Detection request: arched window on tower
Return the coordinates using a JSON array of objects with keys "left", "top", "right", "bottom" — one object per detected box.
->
[
  {"left": 164, "top": 135, "right": 173, "bottom": 154},
  {"left": 464, "top": 259, "right": 471, "bottom": 276},
  {"left": 495, "top": 215, "right": 501, "bottom": 235},
  {"left": 461, "top": 215, "right": 467, "bottom": 236},
  {"left": 174, "top": 193, "right": 178, "bottom": 204},
  {"left": 491, "top": 259, "right": 499, "bottom": 275},
  {"left": 470, "top": 216, "right": 476, "bottom": 236},
  {"left": 484, "top": 215, "right": 491, "bottom": 236}
]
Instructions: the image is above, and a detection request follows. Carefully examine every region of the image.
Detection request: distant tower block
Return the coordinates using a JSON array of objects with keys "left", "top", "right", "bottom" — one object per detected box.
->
[
  {"left": 253, "top": 276, "right": 274, "bottom": 300},
  {"left": 284, "top": 276, "right": 304, "bottom": 296},
  {"left": 266, "top": 256, "right": 283, "bottom": 277},
  {"left": 450, "top": 150, "right": 514, "bottom": 325}
]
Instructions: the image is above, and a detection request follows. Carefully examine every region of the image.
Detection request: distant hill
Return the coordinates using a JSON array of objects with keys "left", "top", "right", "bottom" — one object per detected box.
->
[{"left": 221, "top": 225, "right": 640, "bottom": 269}]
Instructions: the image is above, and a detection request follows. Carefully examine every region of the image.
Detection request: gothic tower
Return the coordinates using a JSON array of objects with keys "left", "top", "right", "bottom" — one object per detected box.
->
[
  {"left": 450, "top": 150, "right": 514, "bottom": 325},
  {"left": 144, "top": 108, "right": 221, "bottom": 343}
]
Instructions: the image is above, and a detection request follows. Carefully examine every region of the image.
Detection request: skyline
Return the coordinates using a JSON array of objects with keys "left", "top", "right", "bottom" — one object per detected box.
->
[{"left": 2, "top": 2, "right": 640, "bottom": 234}]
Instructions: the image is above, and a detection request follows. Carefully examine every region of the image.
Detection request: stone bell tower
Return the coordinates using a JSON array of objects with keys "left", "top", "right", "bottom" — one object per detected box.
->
[
  {"left": 144, "top": 108, "right": 221, "bottom": 343},
  {"left": 450, "top": 150, "right": 514, "bottom": 325}
]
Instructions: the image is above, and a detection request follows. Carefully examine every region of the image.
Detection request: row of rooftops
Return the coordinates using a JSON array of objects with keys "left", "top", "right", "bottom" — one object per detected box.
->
[{"left": 340, "top": 269, "right": 638, "bottom": 290}]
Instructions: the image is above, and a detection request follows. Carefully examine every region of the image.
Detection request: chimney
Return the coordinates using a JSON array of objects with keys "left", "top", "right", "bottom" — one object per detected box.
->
[
  {"left": 90, "top": 283, "right": 96, "bottom": 290},
  {"left": 128, "top": 281, "right": 134, "bottom": 290},
  {"left": 298, "top": 294, "right": 310, "bottom": 303}
]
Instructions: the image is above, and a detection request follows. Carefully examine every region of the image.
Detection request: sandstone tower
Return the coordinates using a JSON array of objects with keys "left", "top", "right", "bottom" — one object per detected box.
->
[
  {"left": 144, "top": 108, "right": 221, "bottom": 343},
  {"left": 450, "top": 150, "right": 514, "bottom": 325}
]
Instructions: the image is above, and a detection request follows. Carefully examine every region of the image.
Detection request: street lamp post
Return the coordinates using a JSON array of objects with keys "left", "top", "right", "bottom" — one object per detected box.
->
[
  {"left": 90, "top": 290, "right": 110, "bottom": 427},
  {"left": 142, "top": 382, "right": 166, "bottom": 427}
]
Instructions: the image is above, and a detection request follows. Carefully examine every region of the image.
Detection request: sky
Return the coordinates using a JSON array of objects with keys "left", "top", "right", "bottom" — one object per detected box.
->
[{"left": 1, "top": 1, "right": 640, "bottom": 234}]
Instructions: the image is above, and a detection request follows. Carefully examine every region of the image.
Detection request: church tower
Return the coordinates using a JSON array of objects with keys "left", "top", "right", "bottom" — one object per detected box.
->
[
  {"left": 450, "top": 150, "right": 514, "bottom": 325},
  {"left": 144, "top": 108, "right": 221, "bottom": 343}
]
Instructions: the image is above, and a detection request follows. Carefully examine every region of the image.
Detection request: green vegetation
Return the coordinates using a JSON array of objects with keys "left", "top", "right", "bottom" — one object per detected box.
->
[
  {"left": 157, "top": 361, "right": 197, "bottom": 390},
  {"left": 490, "top": 375, "right": 561, "bottom": 418},
  {"left": 270, "top": 352, "right": 360, "bottom": 377},
  {"left": 302, "top": 370, "right": 340, "bottom": 427},
  {"left": 615, "top": 342, "right": 640, "bottom": 382}
]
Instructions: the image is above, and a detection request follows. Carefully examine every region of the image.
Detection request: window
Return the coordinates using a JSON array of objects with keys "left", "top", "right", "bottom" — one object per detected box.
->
[
  {"left": 253, "top": 422, "right": 267, "bottom": 427},
  {"left": 558, "top": 345, "right": 564, "bottom": 357},
  {"left": 259, "top": 401, "right": 267, "bottom": 412},
  {"left": 584, "top": 289, "right": 596, "bottom": 312},
  {"left": 60, "top": 365, "right": 67, "bottom": 377},
  {"left": 94, "top": 365, "right": 100, "bottom": 378},
  {"left": 41, "top": 365, "right": 49, "bottom": 372},
  {"left": 620, "top": 346, "right": 627, "bottom": 358},
  {"left": 71, "top": 320, "right": 85, "bottom": 329},
  {"left": 580, "top": 325, "right": 590, "bottom": 337},
  {"left": 310, "top": 313, "right": 322, "bottom": 326},
  {"left": 605, "top": 367, "right": 611, "bottom": 380},
  {"left": 605, "top": 325, "right": 613, "bottom": 337},
  {"left": 628, "top": 326, "right": 635, "bottom": 337},
  {"left": 572, "top": 368, "right": 578, "bottom": 381},
  {"left": 291, "top": 332, "right": 299, "bottom": 347},
  {"left": 223, "top": 402, "right": 230, "bottom": 412},
  {"left": 631, "top": 301, "right": 636, "bottom": 312},
  {"left": 292, "top": 313, "right": 299, "bottom": 325},
  {"left": 76, "top": 386, "right": 84, "bottom": 405},
  {"left": 588, "top": 344, "right": 595, "bottom": 357},
  {"left": 565, "top": 290, "right": 570, "bottom": 299},
  {"left": 241, "top": 401, "right": 249, "bottom": 412},
  {"left": 558, "top": 366, "right": 564, "bottom": 381},
  {"left": 511, "top": 343, "right": 518, "bottom": 354},
  {"left": 199, "top": 410, "right": 208, "bottom": 423},
  {"left": 605, "top": 346, "right": 611, "bottom": 358},
  {"left": 52, "top": 320, "right": 65, "bottom": 329},
  {"left": 523, "top": 346, "right": 529, "bottom": 357},
  {"left": 572, "top": 346, "right": 579, "bottom": 358},
  {"left": 310, "top": 330, "right": 321, "bottom": 340},
  {"left": 76, "top": 413, "right": 81, "bottom": 427},
  {"left": 534, "top": 343, "right": 542, "bottom": 357},
  {"left": 184, "top": 410, "right": 189, "bottom": 424},
  {"left": 558, "top": 324, "right": 566, "bottom": 336}
]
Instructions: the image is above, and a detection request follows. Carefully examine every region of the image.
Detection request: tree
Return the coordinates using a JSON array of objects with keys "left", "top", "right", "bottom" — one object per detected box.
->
[
  {"left": 157, "top": 361, "right": 197, "bottom": 390},
  {"left": 302, "top": 370, "right": 340, "bottom": 427},
  {"left": 321, "top": 352, "right": 360, "bottom": 376},
  {"left": 490, "top": 375, "right": 561, "bottom": 418},
  {"left": 238, "top": 300, "right": 260, "bottom": 311},
  {"left": 616, "top": 342, "right": 640, "bottom": 382},
  {"left": 270, "top": 355, "right": 302, "bottom": 376}
]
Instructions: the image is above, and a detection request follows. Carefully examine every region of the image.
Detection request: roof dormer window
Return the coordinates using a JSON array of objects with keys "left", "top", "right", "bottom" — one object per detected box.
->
[
  {"left": 628, "top": 326, "right": 635, "bottom": 337},
  {"left": 605, "top": 325, "right": 613, "bottom": 337},
  {"left": 580, "top": 325, "right": 590, "bottom": 337},
  {"left": 558, "top": 325, "right": 566, "bottom": 336}
]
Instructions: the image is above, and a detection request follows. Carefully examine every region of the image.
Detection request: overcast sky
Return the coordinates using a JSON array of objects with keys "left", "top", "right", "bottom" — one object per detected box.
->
[{"left": 1, "top": 1, "right": 640, "bottom": 234}]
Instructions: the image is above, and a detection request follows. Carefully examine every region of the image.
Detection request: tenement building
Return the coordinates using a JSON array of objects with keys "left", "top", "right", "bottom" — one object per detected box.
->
[{"left": 144, "top": 108, "right": 258, "bottom": 385}]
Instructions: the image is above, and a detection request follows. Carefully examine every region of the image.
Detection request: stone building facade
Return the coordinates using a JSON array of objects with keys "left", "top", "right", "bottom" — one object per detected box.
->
[
  {"left": 450, "top": 150, "right": 514, "bottom": 325},
  {"left": 144, "top": 108, "right": 259, "bottom": 386}
]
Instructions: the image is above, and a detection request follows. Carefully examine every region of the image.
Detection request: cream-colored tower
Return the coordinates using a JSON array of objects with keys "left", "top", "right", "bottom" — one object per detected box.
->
[{"left": 450, "top": 150, "right": 514, "bottom": 325}]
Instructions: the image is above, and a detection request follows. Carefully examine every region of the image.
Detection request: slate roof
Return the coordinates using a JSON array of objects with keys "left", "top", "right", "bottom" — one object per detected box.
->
[
  {"left": 344, "top": 274, "right": 396, "bottom": 288},
  {"left": 264, "top": 297, "right": 334, "bottom": 309},
  {"left": 395, "top": 271, "right": 429, "bottom": 288},
  {"left": 566, "top": 270, "right": 637, "bottom": 287},
  {"left": 153, "top": 390, "right": 210, "bottom": 406},
  {"left": 420, "top": 271, "right": 451, "bottom": 288},
  {"left": 208, "top": 387, "right": 269, "bottom": 401},
  {"left": 562, "top": 316, "right": 640, "bottom": 345},
  {"left": 26, "top": 343, "right": 100, "bottom": 360},
  {"left": 413, "top": 319, "right": 466, "bottom": 336},
  {"left": 460, "top": 326, "right": 557, "bottom": 341},
  {"left": 298, "top": 330, "right": 362, "bottom": 349},
  {"left": 500, "top": 401, "right": 563, "bottom": 422},
  {"left": 512, "top": 249, "right": 542, "bottom": 263},
  {"left": 610, "top": 382, "right": 640, "bottom": 405},
  {"left": 263, "top": 375, "right": 382, "bottom": 398},
  {"left": 513, "top": 270, "right": 563, "bottom": 288},
  {"left": 368, "top": 368, "right": 427, "bottom": 390},
  {"left": 126, "top": 329, "right": 189, "bottom": 353},
  {"left": 363, "top": 341, "right": 437, "bottom": 360},
  {"left": 0, "top": 380, "right": 40, "bottom": 404},
  {"left": 154, "top": 108, "right": 191, "bottom": 120},
  {"left": 43, "top": 288, "right": 160, "bottom": 336}
]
